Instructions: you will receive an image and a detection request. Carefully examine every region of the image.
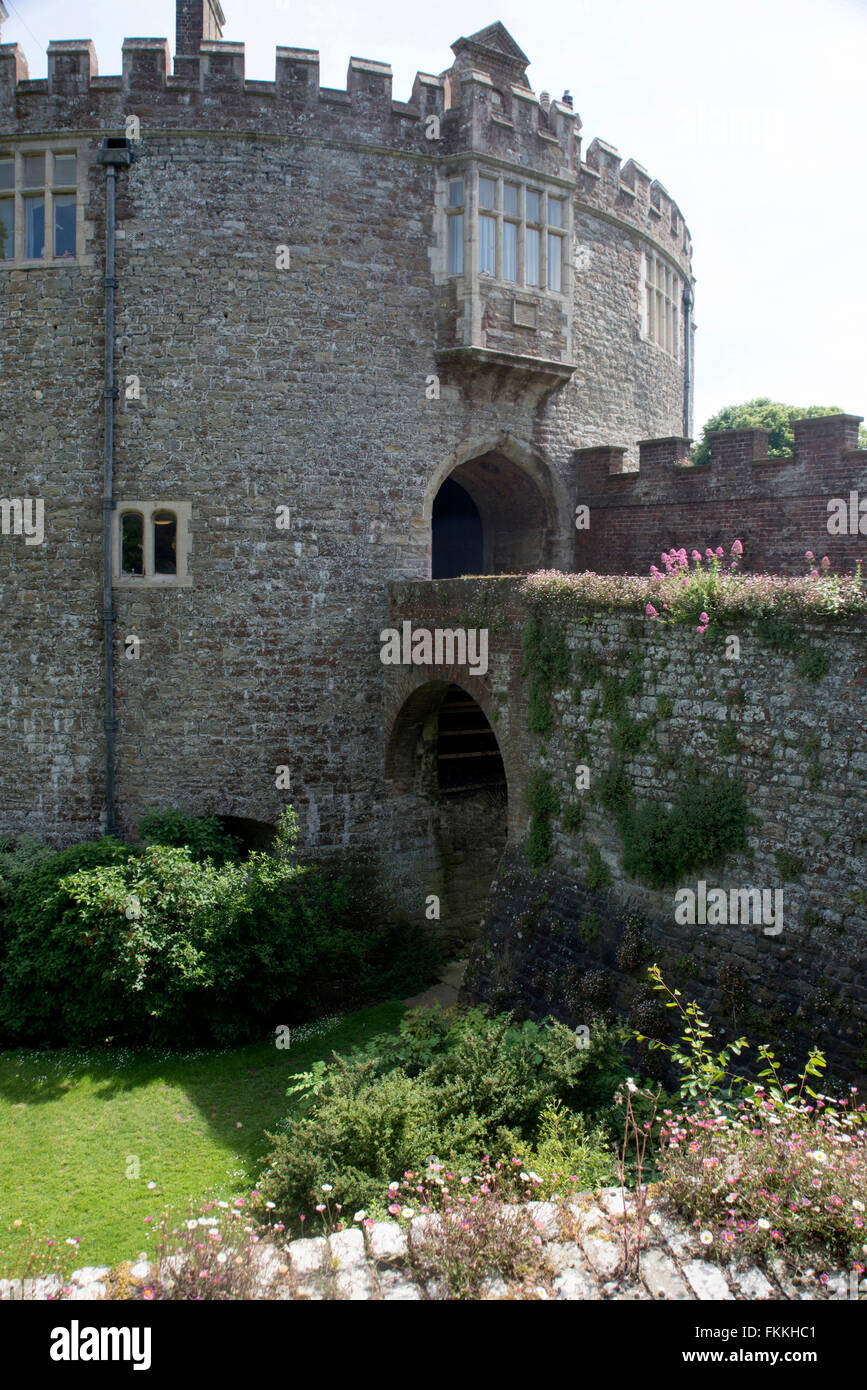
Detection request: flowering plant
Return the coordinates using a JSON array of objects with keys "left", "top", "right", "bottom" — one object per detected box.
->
[{"left": 646, "top": 541, "right": 743, "bottom": 633}]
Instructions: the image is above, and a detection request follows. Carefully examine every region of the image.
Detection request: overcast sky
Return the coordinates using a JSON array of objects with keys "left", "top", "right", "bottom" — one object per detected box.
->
[{"left": 5, "top": 0, "right": 866, "bottom": 435}]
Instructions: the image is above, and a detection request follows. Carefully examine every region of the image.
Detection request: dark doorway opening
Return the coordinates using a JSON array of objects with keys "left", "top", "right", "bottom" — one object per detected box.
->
[
  {"left": 432, "top": 476, "right": 484, "bottom": 578},
  {"left": 217, "top": 815, "right": 276, "bottom": 855},
  {"left": 386, "top": 681, "right": 508, "bottom": 950},
  {"left": 436, "top": 685, "right": 507, "bottom": 794}
]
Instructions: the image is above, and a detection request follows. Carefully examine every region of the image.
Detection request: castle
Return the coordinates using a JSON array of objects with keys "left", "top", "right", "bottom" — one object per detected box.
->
[{"left": 1, "top": 3, "right": 865, "bottom": 977}]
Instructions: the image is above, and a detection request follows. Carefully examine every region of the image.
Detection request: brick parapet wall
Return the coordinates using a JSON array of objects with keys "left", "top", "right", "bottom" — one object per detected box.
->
[{"left": 575, "top": 418, "right": 867, "bottom": 574}]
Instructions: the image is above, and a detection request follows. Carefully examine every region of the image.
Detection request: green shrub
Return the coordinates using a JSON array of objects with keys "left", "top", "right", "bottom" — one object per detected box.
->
[
  {"left": 583, "top": 844, "right": 611, "bottom": 892},
  {"left": 611, "top": 717, "right": 652, "bottom": 755},
  {"left": 621, "top": 773, "right": 748, "bottom": 889},
  {"left": 523, "top": 615, "right": 570, "bottom": 735},
  {"left": 525, "top": 770, "right": 559, "bottom": 818},
  {"left": 525, "top": 771, "right": 559, "bottom": 871},
  {"left": 0, "top": 837, "right": 136, "bottom": 1038},
  {"left": 258, "top": 1007, "right": 626, "bottom": 1222},
  {"left": 775, "top": 850, "right": 805, "bottom": 881},
  {"left": 526, "top": 815, "right": 554, "bottom": 872},
  {"left": 577, "top": 911, "right": 602, "bottom": 945},
  {"left": 0, "top": 809, "right": 436, "bottom": 1047},
  {"left": 717, "top": 723, "right": 739, "bottom": 756},
  {"left": 622, "top": 665, "right": 643, "bottom": 698},
  {"left": 561, "top": 802, "right": 584, "bottom": 835},
  {"left": 138, "top": 808, "right": 241, "bottom": 864},
  {"left": 505, "top": 1098, "right": 616, "bottom": 1195},
  {"left": 0, "top": 834, "right": 55, "bottom": 927},
  {"left": 796, "top": 647, "right": 831, "bottom": 682},
  {"left": 0, "top": 825, "right": 355, "bottom": 1046}
]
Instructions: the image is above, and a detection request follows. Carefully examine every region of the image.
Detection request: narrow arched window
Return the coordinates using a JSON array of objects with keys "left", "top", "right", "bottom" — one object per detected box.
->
[
  {"left": 120, "top": 511, "right": 144, "bottom": 575},
  {"left": 152, "top": 510, "right": 177, "bottom": 575}
]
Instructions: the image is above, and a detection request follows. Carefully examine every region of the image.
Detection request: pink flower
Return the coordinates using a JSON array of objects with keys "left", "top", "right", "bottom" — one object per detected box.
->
[
  {"left": 705, "top": 548, "right": 714, "bottom": 558},
  {"left": 645, "top": 603, "right": 658, "bottom": 617},
  {"left": 821, "top": 556, "right": 830, "bottom": 569},
  {"left": 700, "top": 612, "right": 709, "bottom": 623},
  {"left": 805, "top": 550, "right": 814, "bottom": 560},
  {"left": 691, "top": 550, "right": 702, "bottom": 562},
  {"left": 731, "top": 539, "right": 743, "bottom": 556}
]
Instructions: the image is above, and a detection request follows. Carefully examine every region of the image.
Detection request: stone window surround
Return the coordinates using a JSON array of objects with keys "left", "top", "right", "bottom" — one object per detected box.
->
[
  {"left": 113, "top": 500, "right": 193, "bottom": 588},
  {"left": 444, "top": 165, "right": 569, "bottom": 296},
  {"left": 640, "top": 247, "right": 680, "bottom": 360},
  {"left": 0, "top": 139, "right": 92, "bottom": 270}
]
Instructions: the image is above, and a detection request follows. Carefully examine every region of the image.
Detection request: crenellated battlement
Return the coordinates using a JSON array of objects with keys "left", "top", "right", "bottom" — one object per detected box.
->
[
  {"left": 0, "top": 24, "right": 692, "bottom": 259},
  {"left": 577, "top": 415, "right": 865, "bottom": 496},
  {"left": 574, "top": 416, "right": 867, "bottom": 576},
  {"left": 580, "top": 137, "right": 691, "bottom": 257}
]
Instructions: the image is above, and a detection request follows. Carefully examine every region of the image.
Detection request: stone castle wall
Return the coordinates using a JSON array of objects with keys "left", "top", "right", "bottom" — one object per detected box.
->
[{"left": 0, "top": 19, "right": 692, "bottom": 848}]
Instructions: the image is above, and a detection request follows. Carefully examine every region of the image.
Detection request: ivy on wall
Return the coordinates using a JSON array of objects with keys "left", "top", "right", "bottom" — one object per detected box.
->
[
  {"left": 522, "top": 613, "right": 571, "bottom": 735},
  {"left": 522, "top": 603, "right": 752, "bottom": 888}
]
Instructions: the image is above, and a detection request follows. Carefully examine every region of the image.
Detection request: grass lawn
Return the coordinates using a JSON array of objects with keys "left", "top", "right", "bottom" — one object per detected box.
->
[{"left": 0, "top": 1000, "right": 405, "bottom": 1278}]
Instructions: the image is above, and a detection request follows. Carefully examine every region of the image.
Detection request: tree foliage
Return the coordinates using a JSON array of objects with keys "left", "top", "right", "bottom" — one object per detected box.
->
[{"left": 691, "top": 398, "right": 865, "bottom": 466}]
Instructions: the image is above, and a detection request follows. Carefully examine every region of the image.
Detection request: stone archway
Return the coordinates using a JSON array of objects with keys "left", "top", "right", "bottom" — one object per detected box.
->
[
  {"left": 385, "top": 679, "right": 508, "bottom": 950},
  {"left": 426, "top": 435, "right": 570, "bottom": 576}
]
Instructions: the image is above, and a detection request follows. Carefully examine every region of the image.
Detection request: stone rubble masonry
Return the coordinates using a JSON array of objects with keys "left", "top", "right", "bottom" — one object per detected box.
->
[
  {"left": 0, "top": 14, "right": 863, "bottom": 994},
  {"left": 384, "top": 578, "right": 867, "bottom": 1079},
  {"left": 0, "top": 16, "right": 693, "bottom": 855},
  {"left": 2, "top": 1190, "right": 856, "bottom": 1301}
]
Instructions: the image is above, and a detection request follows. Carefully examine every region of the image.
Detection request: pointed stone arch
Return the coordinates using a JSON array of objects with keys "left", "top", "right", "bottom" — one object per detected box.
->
[{"left": 425, "top": 434, "right": 571, "bottom": 576}]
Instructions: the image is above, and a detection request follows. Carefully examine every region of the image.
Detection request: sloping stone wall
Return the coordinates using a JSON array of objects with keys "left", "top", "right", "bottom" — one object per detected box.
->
[{"left": 383, "top": 578, "right": 867, "bottom": 1079}]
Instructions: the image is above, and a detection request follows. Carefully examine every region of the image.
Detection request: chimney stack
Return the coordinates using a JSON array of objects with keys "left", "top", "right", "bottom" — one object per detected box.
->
[{"left": 175, "top": 0, "right": 225, "bottom": 58}]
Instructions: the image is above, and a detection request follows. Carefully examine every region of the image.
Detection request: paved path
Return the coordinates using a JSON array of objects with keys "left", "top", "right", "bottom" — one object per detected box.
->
[{"left": 403, "top": 958, "right": 466, "bottom": 1010}]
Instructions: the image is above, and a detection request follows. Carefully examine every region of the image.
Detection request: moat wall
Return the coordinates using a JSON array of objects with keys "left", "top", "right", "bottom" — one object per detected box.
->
[{"left": 383, "top": 578, "right": 867, "bottom": 1080}]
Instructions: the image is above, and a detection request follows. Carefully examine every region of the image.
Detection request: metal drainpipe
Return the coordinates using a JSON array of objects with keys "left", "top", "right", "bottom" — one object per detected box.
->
[
  {"left": 97, "top": 136, "right": 132, "bottom": 836},
  {"left": 682, "top": 286, "right": 693, "bottom": 440}
]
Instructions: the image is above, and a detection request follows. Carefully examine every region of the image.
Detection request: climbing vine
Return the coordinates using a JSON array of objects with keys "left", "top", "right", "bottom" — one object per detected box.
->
[{"left": 522, "top": 614, "right": 570, "bottom": 735}]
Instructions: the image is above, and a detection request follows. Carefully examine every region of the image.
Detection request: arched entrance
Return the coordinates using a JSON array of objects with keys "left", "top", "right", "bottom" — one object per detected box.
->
[
  {"left": 385, "top": 681, "right": 507, "bottom": 949},
  {"left": 428, "top": 442, "right": 562, "bottom": 576},
  {"left": 432, "top": 478, "right": 484, "bottom": 578}
]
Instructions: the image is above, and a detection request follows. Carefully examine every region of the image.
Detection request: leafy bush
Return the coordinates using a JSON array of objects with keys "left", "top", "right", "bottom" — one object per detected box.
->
[
  {"left": 523, "top": 613, "right": 571, "bottom": 735},
  {"left": 508, "top": 1098, "right": 617, "bottom": 1195},
  {"left": 138, "top": 807, "right": 241, "bottom": 864},
  {"left": 258, "top": 1007, "right": 626, "bottom": 1222},
  {"left": 525, "top": 770, "right": 559, "bottom": 870},
  {"left": 620, "top": 772, "right": 749, "bottom": 889},
  {"left": 0, "top": 826, "right": 353, "bottom": 1046},
  {"left": 0, "top": 834, "right": 56, "bottom": 934},
  {"left": 583, "top": 843, "right": 612, "bottom": 891},
  {"left": 0, "top": 837, "right": 136, "bottom": 1038},
  {"left": 0, "top": 809, "right": 437, "bottom": 1047},
  {"left": 691, "top": 399, "right": 857, "bottom": 468}
]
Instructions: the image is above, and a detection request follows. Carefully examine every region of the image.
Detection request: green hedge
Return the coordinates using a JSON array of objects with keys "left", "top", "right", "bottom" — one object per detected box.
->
[{"left": 0, "top": 809, "right": 439, "bottom": 1047}]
